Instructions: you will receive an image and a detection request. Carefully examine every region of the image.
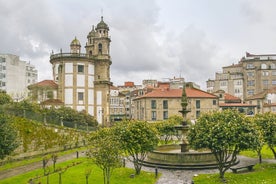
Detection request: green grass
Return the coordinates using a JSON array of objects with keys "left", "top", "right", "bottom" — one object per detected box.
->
[
  {"left": 240, "top": 145, "right": 275, "bottom": 159},
  {"left": 0, "top": 157, "right": 158, "bottom": 184},
  {"left": 0, "top": 147, "right": 86, "bottom": 172},
  {"left": 193, "top": 163, "right": 276, "bottom": 184}
]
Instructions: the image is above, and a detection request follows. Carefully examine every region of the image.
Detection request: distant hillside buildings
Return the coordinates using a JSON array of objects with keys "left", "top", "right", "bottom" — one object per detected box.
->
[
  {"left": 0, "top": 54, "right": 37, "bottom": 101},
  {"left": 207, "top": 52, "right": 276, "bottom": 101}
]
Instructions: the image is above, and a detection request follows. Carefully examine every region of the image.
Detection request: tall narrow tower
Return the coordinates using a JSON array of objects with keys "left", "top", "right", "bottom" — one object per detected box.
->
[
  {"left": 50, "top": 16, "right": 112, "bottom": 126},
  {"left": 85, "top": 16, "right": 112, "bottom": 126}
]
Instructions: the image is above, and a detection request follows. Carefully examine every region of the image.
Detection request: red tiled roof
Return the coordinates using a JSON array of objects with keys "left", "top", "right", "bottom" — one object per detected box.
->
[
  {"left": 28, "top": 80, "right": 58, "bottom": 89},
  {"left": 40, "top": 99, "right": 64, "bottom": 105},
  {"left": 219, "top": 103, "right": 256, "bottom": 107},
  {"left": 224, "top": 93, "right": 241, "bottom": 102},
  {"left": 135, "top": 88, "right": 217, "bottom": 99},
  {"left": 263, "top": 103, "right": 276, "bottom": 107}
]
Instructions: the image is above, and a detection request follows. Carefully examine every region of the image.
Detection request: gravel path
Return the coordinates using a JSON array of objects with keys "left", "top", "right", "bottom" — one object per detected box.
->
[{"left": 0, "top": 152, "right": 275, "bottom": 183}]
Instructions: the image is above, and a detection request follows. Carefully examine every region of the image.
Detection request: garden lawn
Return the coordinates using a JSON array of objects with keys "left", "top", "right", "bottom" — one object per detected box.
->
[
  {"left": 193, "top": 163, "right": 276, "bottom": 184},
  {"left": 0, "top": 147, "right": 86, "bottom": 172},
  {"left": 240, "top": 145, "right": 276, "bottom": 159},
  {"left": 0, "top": 158, "right": 158, "bottom": 184}
]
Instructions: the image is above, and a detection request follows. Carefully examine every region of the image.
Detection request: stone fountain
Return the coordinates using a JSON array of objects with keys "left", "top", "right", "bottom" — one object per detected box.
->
[{"left": 142, "top": 84, "right": 219, "bottom": 169}]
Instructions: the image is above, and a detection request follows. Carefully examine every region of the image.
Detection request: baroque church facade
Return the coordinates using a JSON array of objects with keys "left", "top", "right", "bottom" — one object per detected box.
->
[{"left": 31, "top": 17, "right": 112, "bottom": 126}]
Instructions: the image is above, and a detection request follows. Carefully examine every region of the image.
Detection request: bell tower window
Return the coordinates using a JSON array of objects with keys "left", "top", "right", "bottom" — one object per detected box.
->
[{"left": 98, "top": 43, "right": 102, "bottom": 54}]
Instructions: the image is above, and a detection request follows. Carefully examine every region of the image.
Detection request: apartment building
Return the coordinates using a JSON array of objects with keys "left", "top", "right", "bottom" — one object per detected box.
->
[
  {"left": 110, "top": 85, "right": 126, "bottom": 122},
  {"left": 207, "top": 52, "right": 276, "bottom": 101},
  {"left": 133, "top": 84, "right": 219, "bottom": 122},
  {"left": 0, "top": 54, "right": 37, "bottom": 101}
]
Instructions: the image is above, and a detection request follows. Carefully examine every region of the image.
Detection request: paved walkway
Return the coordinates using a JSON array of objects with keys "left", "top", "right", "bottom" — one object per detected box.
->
[
  {"left": 0, "top": 152, "right": 275, "bottom": 183},
  {"left": 126, "top": 155, "right": 276, "bottom": 184}
]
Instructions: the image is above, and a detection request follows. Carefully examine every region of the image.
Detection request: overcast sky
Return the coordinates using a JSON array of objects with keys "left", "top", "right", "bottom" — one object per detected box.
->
[{"left": 1, "top": 0, "right": 276, "bottom": 89}]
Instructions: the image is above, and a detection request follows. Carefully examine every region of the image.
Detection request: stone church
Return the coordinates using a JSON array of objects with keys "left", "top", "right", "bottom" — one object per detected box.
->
[{"left": 29, "top": 17, "right": 111, "bottom": 126}]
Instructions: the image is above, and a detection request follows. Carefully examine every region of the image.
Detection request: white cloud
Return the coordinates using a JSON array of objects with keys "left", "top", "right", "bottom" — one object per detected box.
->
[{"left": 1, "top": 0, "right": 276, "bottom": 89}]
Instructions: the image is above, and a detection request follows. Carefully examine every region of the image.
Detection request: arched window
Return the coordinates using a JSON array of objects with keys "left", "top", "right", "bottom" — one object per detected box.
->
[
  {"left": 98, "top": 43, "right": 102, "bottom": 54},
  {"left": 89, "top": 51, "right": 92, "bottom": 56}
]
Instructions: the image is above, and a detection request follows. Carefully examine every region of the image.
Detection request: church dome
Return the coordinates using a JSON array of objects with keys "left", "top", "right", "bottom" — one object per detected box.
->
[
  {"left": 96, "top": 16, "right": 109, "bottom": 30},
  {"left": 70, "top": 36, "right": 81, "bottom": 46}
]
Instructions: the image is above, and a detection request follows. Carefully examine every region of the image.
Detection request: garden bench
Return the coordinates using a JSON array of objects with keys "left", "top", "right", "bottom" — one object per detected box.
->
[{"left": 230, "top": 164, "right": 255, "bottom": 173}]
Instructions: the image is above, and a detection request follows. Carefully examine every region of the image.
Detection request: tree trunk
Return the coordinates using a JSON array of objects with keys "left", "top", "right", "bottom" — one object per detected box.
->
[
  {"left": 133, "top": 160, "right": 141, "bottom": 175},
  {"left": 258, "top": 150, "right": 262, "bottom": 163},
  {"left": 269, "top": 146, "right": 276, "bottom": 159}
]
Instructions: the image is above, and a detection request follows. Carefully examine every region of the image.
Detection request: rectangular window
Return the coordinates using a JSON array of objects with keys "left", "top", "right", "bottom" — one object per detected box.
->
[
  {"left": 246, "top": 64, "right": 254, "bottom": 69},
  {"left": 78, "top": 65, "right": 84, "bottom": 73},
  {"left": 247, "top": 72, "right": 254, "bottom": 77},
  {"left": 163, "top": 100, "right": 168, "bottom": 109},
  {"left": 272, "top": 71, "right": 276, "bottom": 76},
  {"left": 247, "top": 80, "right": 255, "bottom": 86},
  {"left": 196, "top": 100, "right": 200, "bottom": 109},
  {"left": 151, "top": 111, "right": 156, "bottom": 121},
  {"left": 47, "top": 91, "right": 53, "bottom": 99},
  {"left": 272, "top": 80, "right": 276, "bottom": 85},
  {"left": 151, "top": 100, "right": 156, "bottom": 109},
  {"left": 263, "top": 80, "right": 269, "bottom": 85},
  {"left": 220, "top": 81, "right": 227, "bottom": 86},
  {"left": 163, "top": 111, "right": 168, "bottom": 120},
  {"left": 78, "top": 92, "right": 84, "bottom": 101},
  {"left": 247, "top": 90, "right": 254, "bottom": 95},
  {"left": 213, "top": 100, "right": 217, "bottom": 105},
  {"left": 196, "top": 110, "right": 200, "bottom": 118},
  {"left": 262, "top": 71, "right": 269, "bottom": 76}
]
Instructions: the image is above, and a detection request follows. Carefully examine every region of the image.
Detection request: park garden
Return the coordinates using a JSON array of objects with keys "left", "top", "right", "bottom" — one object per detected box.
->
[{"left": 0, "top": 90, "right": 276, "bottom": 183}]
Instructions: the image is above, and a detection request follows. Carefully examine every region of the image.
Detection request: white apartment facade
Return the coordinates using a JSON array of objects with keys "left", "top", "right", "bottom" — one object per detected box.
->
[{"left": 0, "top": 54, "right": 37, "bottom": 101}]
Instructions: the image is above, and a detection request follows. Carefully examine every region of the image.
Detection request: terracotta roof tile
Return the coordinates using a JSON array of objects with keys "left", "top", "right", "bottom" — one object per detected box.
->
[
  {"left": 135, "top": 88, "right": 217, "bottom": 99},
  {"left": 219, "top": 103, "right": 256, "bottom": 107},
  {"left": 224, "top": 93, "right": 241, "bottom": 102},
  {"left": 40, "top": 99, "right": 64, "bottom": 105},
  {"left": 28, "top": 80, "right": 58, "bottom": 89}
]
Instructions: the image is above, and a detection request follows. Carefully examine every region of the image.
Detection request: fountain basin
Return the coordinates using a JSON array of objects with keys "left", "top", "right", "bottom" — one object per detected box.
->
[
  {"left": 148, "top": 144, "right": 216, "bottom": 164},
  {"left": 141, "top": 144, "right": 238, "bottom": 170}
]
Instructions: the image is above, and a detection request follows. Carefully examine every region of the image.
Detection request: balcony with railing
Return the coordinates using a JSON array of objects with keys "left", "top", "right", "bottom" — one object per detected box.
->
[
  {"left": 50, "top": 53, "right": 88, "bottom": 60},
  {"left": 50, "top": 53, "right": 111, "bottom": 61}
]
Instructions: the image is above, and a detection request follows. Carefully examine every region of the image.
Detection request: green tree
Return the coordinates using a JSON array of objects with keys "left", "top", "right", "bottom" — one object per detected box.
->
[
  {"left": 115, "top": 120, "right": 158, "bottom": 175},
  {"left": 0, "top": 114, "right": 18, "bottom": 159},
  {"left": 254, "top": 112, "right": 276, "bottom": 159},
  {"left": 87, "top": 127, "right": 121, "bottom": 184},
  {"left": 155, "top": 115, "right": 184, "bottom": 144},
  {"left": 188, "top": 109, "right": 261, "bottom": 181},
  {"left": 0, "top": 91, "right": 12, "bottom": 105}
]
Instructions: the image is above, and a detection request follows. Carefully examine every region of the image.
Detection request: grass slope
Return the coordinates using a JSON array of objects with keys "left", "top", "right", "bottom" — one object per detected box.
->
[
  {"left": 0, "top": 158, "right": 158, "bottom": 184},
  {"left": 193, "top": 163, "right": 276, "bottom": 184}
]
